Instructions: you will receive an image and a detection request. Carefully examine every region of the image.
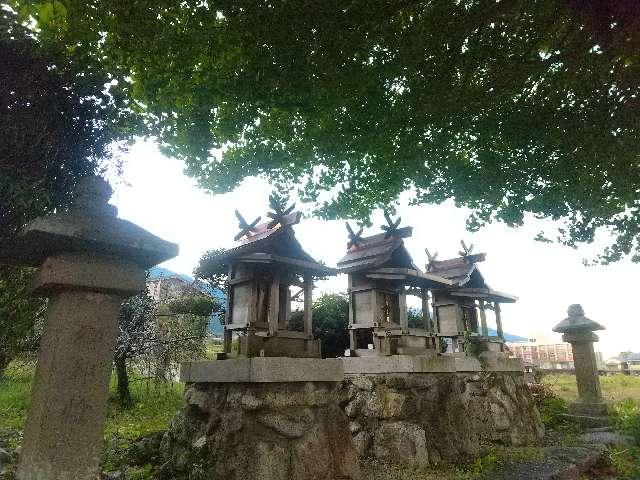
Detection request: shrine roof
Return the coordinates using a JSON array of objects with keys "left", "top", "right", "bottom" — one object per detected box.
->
[
  {"left": 336, "top": 228, "right": 416, "bottom": 274},
  {"left": 426, "top": 253, "right": 487, "bottom": 285},
  {"left": 449, "top": 287, "right": 518, "bottom": 303},
  {"left": 427, "top": 253, "right": 517, "bottom": 302},
  {"left": 201, "top": 212, "right": 335, "bottom": 276}
]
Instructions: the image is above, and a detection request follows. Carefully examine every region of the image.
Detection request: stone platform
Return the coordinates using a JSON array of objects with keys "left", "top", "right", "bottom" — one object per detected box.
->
[
  {"left": 163, "top": 358, "right": 359, "bottom": 480},
  {"left": 165, "top": 355, "right": 542, "bottom": 475},
  {"left": 339, "top": 355, "right": 543, "bottom": 466},
  {"left": 342, "top": 352, "right": 523, "bottom": 375}
]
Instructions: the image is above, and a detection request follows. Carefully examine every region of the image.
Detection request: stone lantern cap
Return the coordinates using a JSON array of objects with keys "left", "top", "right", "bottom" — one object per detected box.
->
[
  {"left": 552, "top": 304, "right": 605, "bottom": 334},
  {"left": 0, "top": 176, "right": 179, "bottom": 269}
]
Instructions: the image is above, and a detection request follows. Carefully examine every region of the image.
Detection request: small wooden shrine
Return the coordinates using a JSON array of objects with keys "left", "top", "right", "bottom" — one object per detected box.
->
[
  {"left": 337, "top": 214, "right": 453, "bottom": 356},
  {"left": 200, "top": 197, "right": 335, "bottom": 358},
  {"left": 426, "top": 241, "right": 517, "bottom": 353}
]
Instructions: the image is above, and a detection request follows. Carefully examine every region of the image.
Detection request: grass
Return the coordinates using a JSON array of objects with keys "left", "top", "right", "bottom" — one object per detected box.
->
[
  {"left": 0, "top": 361, "right": 185, "bottom": 439},
  {"left": 104, "top": 376, "right": 184, "bottom": 439},
  {"left": 361, "top": 447, "right": 542, "bottom": 480},
  {"left": 541, "top": 373, "right": 640, "bottom": 404},
  {"left": 0, "top": 361, "right": 185, "bottom": 478},
  {"left": 0, "top": 361, "right": 33, "bottom": 431},
  {"left": 540, "top": 373, "right": 640, "bottom": 480}
]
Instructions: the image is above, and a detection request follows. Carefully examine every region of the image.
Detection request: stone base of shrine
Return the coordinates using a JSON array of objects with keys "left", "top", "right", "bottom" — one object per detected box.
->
[
  {"left": 341, "top": 353, "right": 523, "bottom": 375},
  {"left": 340, "top": 367, "right": 543, "bottom": 466},
  {"left": 161, "top": 373, "right": 360, "bottom": 480},
  {"left": 180, "top": 357, "right": 343, "bottom": 383}
]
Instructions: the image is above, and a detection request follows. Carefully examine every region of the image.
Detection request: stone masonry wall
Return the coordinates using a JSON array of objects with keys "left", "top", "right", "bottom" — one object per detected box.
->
[
  {"left": 341, "top": 371, "right": 544, "bottom": 466},
  {"left": 159, "top": 381, "right": 360, "bottom": 480}
]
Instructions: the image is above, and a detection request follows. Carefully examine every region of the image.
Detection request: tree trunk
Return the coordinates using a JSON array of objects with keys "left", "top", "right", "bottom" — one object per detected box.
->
[{"left": 114, "top": 356, "right": 132, "bottom": 407}]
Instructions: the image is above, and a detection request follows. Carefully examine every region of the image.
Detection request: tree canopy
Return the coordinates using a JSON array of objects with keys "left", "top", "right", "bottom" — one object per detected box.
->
[
  {"left": 290, "top": 293, "right": 349, "bottom": 358},
  {"left": 0, "top": 7, "right": 136, "bottom": 242},
  {"left": 8, "top": 1, "right": 640, "bottom": 262}
]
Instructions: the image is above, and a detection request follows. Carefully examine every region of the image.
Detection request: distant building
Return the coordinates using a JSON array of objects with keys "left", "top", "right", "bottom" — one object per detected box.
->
[
  {"left": 146, "top": 266, "right": 226, "bottom": 335},
  {"left": 605, "top": 353, "right": 640, "bottom": 375},
  {"left": 507, "top": 340, "right": 609, "bottom": 371},
  {"left": 147, "top": 275, "right": 200, "bottom": 303},
  {"left": 506, "top": 341, "right": 575, "bottom": 370},
  {"left": 605, "top": 357, "right": 624, "bottom": 373}
]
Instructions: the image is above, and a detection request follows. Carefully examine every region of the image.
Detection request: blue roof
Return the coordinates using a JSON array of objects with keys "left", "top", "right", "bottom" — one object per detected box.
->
[{"left": 487, "top": 328, "right": 527, "bottom": 343}]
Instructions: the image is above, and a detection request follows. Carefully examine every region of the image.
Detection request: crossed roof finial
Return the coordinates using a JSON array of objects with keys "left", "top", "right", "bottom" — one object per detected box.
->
[
  {"left": 266, "top": 192, "right": 296, "bottom": 229},
  {"left": 425, "top": 247, "right": 439, "bottom": 271},
  {"left": 459, "top": 240, "right": 474, "bottom": 257},
  {"left": 381, "top": 211, "right": 403, "bottom": 239},
  {"left": 234, "top": 209, "right": 261, "bottom": 241},
  {"left": 345, "top": 222, "right": 364, "bottom": 249}
]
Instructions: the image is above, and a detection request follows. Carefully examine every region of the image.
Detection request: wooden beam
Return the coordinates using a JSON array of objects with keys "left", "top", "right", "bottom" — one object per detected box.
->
[
  {"left": 303, "top": 274, "right": 313, "bottom": 338},
  {"left": 371, "top": 289, "right": 379, "bottom": 325},
  {"left": 399, "top": 290, "right": 408, "bottom": 334},
  {"left": 279, "top": 284, "right": 291, "bottom": 329},
  {"left": 348, "top": 275, "right": 356, "bottom": 327},
  {"left": 422, "top": 289, "right": 432, "bottom": 332},
  {"left": 495, "top": 301, "right": 503, "bottom": 339},
  {"left": 267, "top": 272, "right": 280, "bottom": 336},
  {"left": 223, "top": 264, "right": 234, "bottom": 353},
  {"left": 479, "top": 300, "right": 488, "bottom": 336},
  {"left": 432, "top": 300, "right": 440, "bottom": 334}
]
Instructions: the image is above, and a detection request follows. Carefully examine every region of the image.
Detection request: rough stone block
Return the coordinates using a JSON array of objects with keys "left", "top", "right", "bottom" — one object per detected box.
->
[
  {"left": 373, "top": 422, "right": 429, "bottom": 466},
  {"left": 160, "top": 382, "right": 360, "bottom": 480},
  {"left": 341, "top": 371, "right": 543, "bottom": 467}
]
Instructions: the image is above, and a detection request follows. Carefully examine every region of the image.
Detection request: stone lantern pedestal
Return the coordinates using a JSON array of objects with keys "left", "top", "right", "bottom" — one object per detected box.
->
[
  {"left": 0, "top": 176, "right": 178, "bottom": 480},
  {"left": 553, "top": 304, "right": 606, "bottom": 418}
]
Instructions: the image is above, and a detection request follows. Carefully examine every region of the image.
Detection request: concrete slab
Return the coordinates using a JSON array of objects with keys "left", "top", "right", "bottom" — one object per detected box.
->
[
  {"left": 180, "top": 357, "right": 344, "bottom": 383},
  {"left": 479, "top": 355, "right": 524, "bottom": 372},
  {"left": 342, "top": 354, "right": 455, "bottom": 374},
  {"left": 453, "top": 356, "right": 482, "bottom": 372}
]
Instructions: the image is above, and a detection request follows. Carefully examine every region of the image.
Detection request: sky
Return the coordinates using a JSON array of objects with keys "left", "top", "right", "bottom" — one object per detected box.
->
[{"left": 111, "top": 139, "right": 639, "bottom": 359}]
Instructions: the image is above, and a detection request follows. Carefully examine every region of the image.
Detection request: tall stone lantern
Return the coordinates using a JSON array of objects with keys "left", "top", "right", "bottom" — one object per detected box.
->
[
  {"left": 0, "top": 176, "right": 178, "bottom": 480},
  {"left": 553, "top": 304, "right": 606, "bottom": 416}
]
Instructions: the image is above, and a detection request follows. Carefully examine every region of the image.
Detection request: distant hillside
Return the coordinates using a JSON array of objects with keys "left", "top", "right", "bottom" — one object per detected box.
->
[{"left": 147, "top": 266, "right": 225, "bottom": 334}]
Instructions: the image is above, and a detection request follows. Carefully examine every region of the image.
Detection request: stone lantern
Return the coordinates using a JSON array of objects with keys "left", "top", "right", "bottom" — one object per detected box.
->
[
  {"left": 553, "top": 304, "right": 606, "bottom": 416},
  {"left": 0, "top": 176, "right": 178, "bottom": 480}
]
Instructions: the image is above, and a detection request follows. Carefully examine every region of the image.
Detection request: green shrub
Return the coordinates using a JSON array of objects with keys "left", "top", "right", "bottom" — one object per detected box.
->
[
  {"left": 466, "top": 453, "right": 502, "bottom": 478},
  {"left": 528, "top": 382, "right": 570, "bottom": 429},
  {"left": 289, "top": 293, "right": 349, "bottom": 358},
  {"left": 612, "top": 399, "right": 640, "bottom": 446},
  {"left": 609, "top": 446, "right": 640, "bottom": 480}
]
